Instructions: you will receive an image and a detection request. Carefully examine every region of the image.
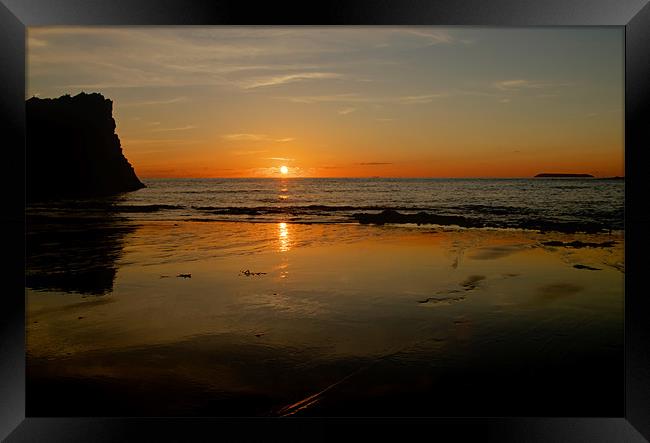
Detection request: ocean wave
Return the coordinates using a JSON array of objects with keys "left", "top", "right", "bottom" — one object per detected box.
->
[
  {"left": 27, "top": 202, "right": 622, "bottom": 233},
  {"left": 26, "top": 177, "right": 624, "bottom": 234},
  {"left": 174, "top": 189, "right": 267, "bottom": 194},
  {"left": 193, "top": 204, "right": 431, "bottom": 214},
  {"left": 351, "top": 209, "right": 615, "bottom": 233},
  {"left": 110, "top": 204, "right": 185, "bottom": 213}
]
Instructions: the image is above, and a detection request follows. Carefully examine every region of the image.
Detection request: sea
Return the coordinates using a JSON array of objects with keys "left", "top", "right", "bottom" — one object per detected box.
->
[
  {"left": 27, "top": 177, "right": 624, "bottom": 232},
  {"left": 26, "top": 177, "right": 625, "bottom": 416}
]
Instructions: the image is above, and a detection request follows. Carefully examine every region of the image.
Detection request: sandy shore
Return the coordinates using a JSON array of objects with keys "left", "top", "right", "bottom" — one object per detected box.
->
[{"left": 26, "top": 221, "right": 624, "bottom": 416}]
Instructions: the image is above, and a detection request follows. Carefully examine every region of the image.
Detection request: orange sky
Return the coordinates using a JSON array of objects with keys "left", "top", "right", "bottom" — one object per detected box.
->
[{"left": 27, "top": 27, "right": 624, "bottom": 178}]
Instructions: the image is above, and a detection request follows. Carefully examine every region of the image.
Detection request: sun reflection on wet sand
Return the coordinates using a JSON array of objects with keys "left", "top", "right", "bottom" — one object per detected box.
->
[
  {"left": 278, "top": 261, "right": 289, "bottom": 279},
  {"left": 26, "top": 221, "right": 624, "bottom": 416},
  {"left": 278, "top": 222, "right": 291, "bottom": 252}
]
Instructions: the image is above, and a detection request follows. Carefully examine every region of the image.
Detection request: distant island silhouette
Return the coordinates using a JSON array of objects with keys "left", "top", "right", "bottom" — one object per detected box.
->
[
  {"left": 534, "top": 173, "right": 594, "bottom": 178},
  {"left": 27, "top": 92, "right": 145, "bottom": 201}
]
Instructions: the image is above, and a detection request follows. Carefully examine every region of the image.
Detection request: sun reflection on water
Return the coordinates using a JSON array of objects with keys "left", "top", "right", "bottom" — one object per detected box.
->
[
  {"left": 278, "top": 183, "right": 289, "bottom": 200},
  {"left": 278, "top": 222, "right": 290, "bottom": 252}
]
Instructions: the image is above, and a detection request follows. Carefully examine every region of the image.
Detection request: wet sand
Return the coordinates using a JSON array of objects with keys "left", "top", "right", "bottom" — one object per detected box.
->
[{"left": 26, "top": 221, "right": 624, "bottom": 416}]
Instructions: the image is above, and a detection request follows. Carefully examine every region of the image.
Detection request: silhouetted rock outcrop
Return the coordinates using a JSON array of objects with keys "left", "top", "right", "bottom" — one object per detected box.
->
[
  {"left": 26, "top": 92, "right": 145, "bottom": 201},
  {"left": 352, "top": 209, "right": 609, "bottom": 233},
  {"left": 353, "top": 209, "right": 483, "bottom": 227}
]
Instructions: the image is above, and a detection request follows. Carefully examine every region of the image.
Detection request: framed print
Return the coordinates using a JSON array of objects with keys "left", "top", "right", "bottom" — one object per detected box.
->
[{"left": 1, "top": 0, "right": 650, "bottom": 441}]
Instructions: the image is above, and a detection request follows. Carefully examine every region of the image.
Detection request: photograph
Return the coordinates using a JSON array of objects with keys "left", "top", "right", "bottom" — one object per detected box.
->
[{"left": 25, "top": 26, "right": 624, "bottom": 417}]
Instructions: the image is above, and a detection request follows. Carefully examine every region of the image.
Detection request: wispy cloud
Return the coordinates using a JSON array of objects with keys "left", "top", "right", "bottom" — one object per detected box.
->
[
  {"left": 357, "top": 162, "right": 393, "bottom": 166},
  {"left": 282, "top": 92, "right": 447, "bottom": 105},
  {"left": 265, "top": 157, "right": 295, "bottom": 162},
  {"left": 152, "top": 125, "right": 197, "bottom": 132},
  {"left": 122, "top": 138, "right": 200, "bottom": 145},
  {"left": 397, "top": 93, "right": 448, "bottom": 104},
  {"left": 282, "top": 93, "right": 365, "bottom": 104},
  {"left": 121, "top": 97, "right": 188, "bottom": 107},
  {"left": 494, "top": 79, "right": 571, "bottom": 91},
  {"left": 29, "top": 27, "right": 468, "bottom": 98},
  {"left": 241, "top": 72, "right": 343, "bottom": 89},
  {"left": 223, "top": 133, "right": 266, "bottom": 141},
  {"left": 278, "top": 83, "right": 565, "bottom": 108},
  {"left": 29, "top": 28, "right": 361, "bottom": 92},
  {"left": 223, "top": 133, "right": 294, "bottom": 142},
  {"left": 230, "top": 149, "right": 268, "bottom": 156}
]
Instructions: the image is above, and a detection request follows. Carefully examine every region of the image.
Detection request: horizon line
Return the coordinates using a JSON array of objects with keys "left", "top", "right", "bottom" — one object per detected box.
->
[{"left": 137, "top": 175, "right": 623, "bottom": 180}]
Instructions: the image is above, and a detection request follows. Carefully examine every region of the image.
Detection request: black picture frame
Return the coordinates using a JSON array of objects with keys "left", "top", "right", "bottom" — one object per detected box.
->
[{"left": 2, "top": 0, "right": 649, "bottom": 441}]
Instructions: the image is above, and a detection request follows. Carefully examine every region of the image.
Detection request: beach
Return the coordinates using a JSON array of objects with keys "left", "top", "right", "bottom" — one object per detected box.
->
[
  {"left": 26, "top": 218, "right": 623, "bottom": 416},
  {"left": 24, "top": 26, "right": 626, "bottom": 421}
]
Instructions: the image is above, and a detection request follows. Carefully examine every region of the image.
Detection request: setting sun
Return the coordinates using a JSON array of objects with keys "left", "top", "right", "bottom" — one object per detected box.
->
[{"left": 280, "top": 165, "right": 289, "bottom": 175}]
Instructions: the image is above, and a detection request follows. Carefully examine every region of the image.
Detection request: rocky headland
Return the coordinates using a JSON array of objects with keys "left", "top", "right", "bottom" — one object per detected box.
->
[{"left": 26, "top": 92, "right": 145, "bottom": 201}]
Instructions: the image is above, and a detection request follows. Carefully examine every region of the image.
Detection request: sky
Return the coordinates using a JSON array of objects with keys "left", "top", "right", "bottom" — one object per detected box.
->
[{"left": 27, "top": 27, "right": 624, "bottom": 178}]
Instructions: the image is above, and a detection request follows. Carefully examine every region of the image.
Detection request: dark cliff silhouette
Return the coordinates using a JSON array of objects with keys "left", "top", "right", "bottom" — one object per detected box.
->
[{"left": 26, "top": 92, "right": 145, "bottom": 201}]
